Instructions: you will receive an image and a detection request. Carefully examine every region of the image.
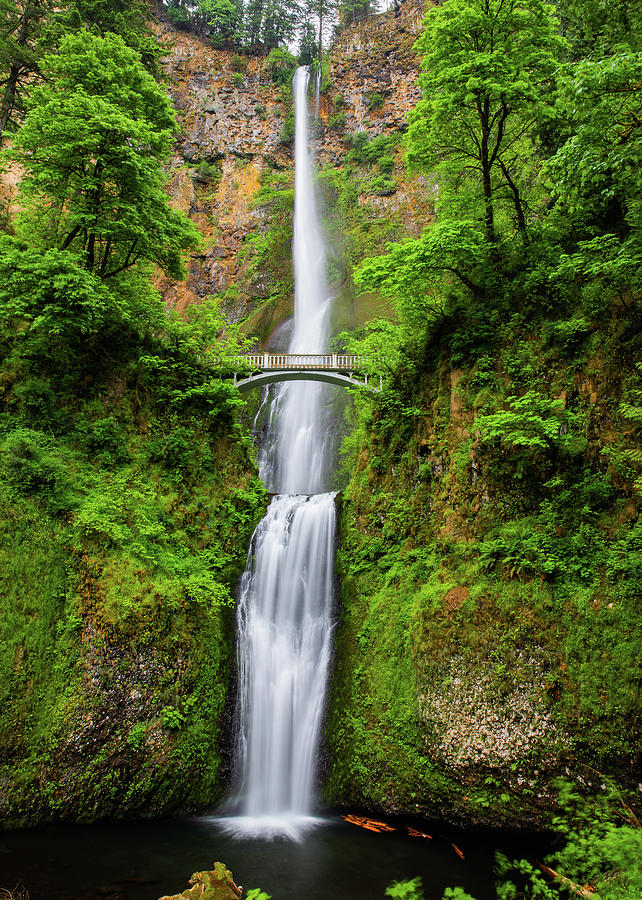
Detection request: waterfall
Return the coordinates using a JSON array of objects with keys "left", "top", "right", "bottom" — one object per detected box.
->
[
  {"left": 221, "top": 67, "right": 336, "bottom": 840},
  {"left": 258, "top": 65, "right": 333, "bottom": 495}
]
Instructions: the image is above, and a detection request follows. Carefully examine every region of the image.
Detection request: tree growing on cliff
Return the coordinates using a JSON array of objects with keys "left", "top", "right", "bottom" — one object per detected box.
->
[
  {"left": 5, "top": 31, "right": 198, "bottom": 281},
  {"left": 406, "top": 0, "right": 566, "bottom": 247},
  {"left": 196, "top": 0, "right": 242, "bottom": 46},
  {"left": 62, "top": 0, "right": 163, "bottom": 73},
  {"left": 304, "top": 0, "right": 338, "bottom": 66},
  {"left": 241, "top": 0, "right": 302, "bottom": 51},
  {"left": 339, "top": 0, "right": 375, "bottom": 27}
]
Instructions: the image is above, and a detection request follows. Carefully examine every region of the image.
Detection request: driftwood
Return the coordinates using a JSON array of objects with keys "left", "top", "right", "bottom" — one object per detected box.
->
[
  {"left": 341, "top": 814, "right": 396, "bottom": 833},
  {"left": 536, "top": 862, "right": 595, "bottom": 898},
  {"left": 407, "top": 826, "right": 432, "bottom": 839}
]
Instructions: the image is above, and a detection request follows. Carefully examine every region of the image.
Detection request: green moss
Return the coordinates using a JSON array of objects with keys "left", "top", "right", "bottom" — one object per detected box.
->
[
  {"left": 325, "top": 301, "right": 642, "bottom": 827},
  {"left": 0, "top": 352, "right": 267, "bottom": 827}
]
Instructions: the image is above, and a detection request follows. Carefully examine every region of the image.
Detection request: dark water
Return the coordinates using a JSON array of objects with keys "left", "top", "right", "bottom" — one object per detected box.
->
[{"left": 0, "top": 814, "right": 527, "bottom": 900}]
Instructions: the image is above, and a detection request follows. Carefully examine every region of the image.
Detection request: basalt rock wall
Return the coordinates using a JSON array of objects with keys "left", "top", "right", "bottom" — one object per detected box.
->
[{"left": 156, "top": 0, "right": 431, "bottom": 339}]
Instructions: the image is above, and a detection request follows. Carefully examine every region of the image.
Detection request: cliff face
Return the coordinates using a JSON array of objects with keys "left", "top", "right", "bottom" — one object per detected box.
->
[
  {"left": 0, "top": 367, "right": 267, "bottom": 828},
  {"left": 157, "top": 0, "right": 431, "bottom": 339},
  {"left": 324, "top": 314, "right": 642, "bottom": 829}
]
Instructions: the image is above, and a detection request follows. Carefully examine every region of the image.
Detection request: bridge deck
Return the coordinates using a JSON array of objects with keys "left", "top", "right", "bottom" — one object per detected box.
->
[{"left": 232, "top": 353, "right": 364, "bottom": 372}]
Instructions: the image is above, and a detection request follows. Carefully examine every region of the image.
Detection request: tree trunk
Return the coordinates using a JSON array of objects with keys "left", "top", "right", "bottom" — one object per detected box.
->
[
  {"left": 0, "top": 64, "right": 21, "bottom": 144},
  {"left": 479, "top": 97, "right": 496, "bottom": 244},
  {"left": 499, "top": 159, "right": 529, "bottom": 245},
  {"left": 0, "top": 3, "right": 32, "bottom": 144}
]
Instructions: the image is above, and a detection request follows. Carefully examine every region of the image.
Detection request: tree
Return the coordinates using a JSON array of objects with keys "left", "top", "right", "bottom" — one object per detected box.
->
[
  {"left": 298, "top": 19, "right": 317, "bottom": 65},
  {"left": 62, "top": 0, "right": 163, "bottom": 73},
  {"left": 261, "top": 0, "right": 301, "bottom": 51},
  {"left": 0, "top": 0, "right": 55, "bottom": 143},
  {"left": 545, "top": 17, "right": 642, "bottom": 241},
  {"left": 5, "top": 31, "right": 199, "bottom": 281},
  {"left": 305, "top": 0, "right": 337, "bottom": 67},
  {"left": 354, "top": 222, "right": 488, "bottom": 328},
  {"left": 240, "top": 0, "right": 301, "bottom": 51},
  {"left": 554, "top": 0, "right": 641, "bottom": 58},
  {"left": 407, "top": 0, "right": 566, "bottom": 247},
  {"left": 196, "top": 0, "right": 241, "bottom": 46},
  {"left": 339, "top": 0, "right": 375, "bottom": 28}
]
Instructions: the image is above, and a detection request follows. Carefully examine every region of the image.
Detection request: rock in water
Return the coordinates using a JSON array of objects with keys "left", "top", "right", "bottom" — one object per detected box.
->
[{"left": 158, "top": 862, "right": 243, "bottom": 900}]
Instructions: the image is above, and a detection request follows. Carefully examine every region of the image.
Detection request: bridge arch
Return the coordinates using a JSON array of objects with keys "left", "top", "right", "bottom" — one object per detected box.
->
[{"left": 234, "top": 369, "right": 378, "bottom": 393}]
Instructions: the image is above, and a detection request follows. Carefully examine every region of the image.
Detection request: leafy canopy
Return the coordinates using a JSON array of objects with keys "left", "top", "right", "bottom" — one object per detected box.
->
[
  {"left": 5, "top": 30, "right": 199, "bottom": 281},
  {"left": 407, "top": 0, "right": 566, "bottom": 245}
]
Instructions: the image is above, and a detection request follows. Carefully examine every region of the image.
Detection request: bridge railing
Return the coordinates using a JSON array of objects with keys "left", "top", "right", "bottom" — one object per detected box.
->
[{"left": 231, "top": 353, "right": 366, "bottom": 371}]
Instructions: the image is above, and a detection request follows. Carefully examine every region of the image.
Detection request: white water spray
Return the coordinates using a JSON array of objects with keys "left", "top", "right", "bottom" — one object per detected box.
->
[
  {"left": 259, "top": 66, "right": 333, "bottom": 495},
  {"left": 221, "top": 68, "right": 336, "bottom": 840}
]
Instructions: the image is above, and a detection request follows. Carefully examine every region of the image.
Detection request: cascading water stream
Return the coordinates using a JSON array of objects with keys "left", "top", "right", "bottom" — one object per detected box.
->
[{"left": 221, "top": 67, "right": 337, "bottom": 840}]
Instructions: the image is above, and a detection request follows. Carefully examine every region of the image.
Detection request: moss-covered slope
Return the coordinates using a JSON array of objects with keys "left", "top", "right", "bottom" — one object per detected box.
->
[
  {"left": 324, "top": 306, "right": 642, "bottom": 829},
  {"left": 0, "top": 349, "right": 267, "bottom": 828}
]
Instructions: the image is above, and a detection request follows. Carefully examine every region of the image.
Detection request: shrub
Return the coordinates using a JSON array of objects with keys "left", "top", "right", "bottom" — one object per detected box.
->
[
  {"left": 363, "top": 175, "right": 397, "bottom": 196},
  {"left": 161, "top": 705, "right": 185, "bottom": 730},
  {"left": 230, "top": 53, "right": 247, "bottom": 73},
  {"left": 79, "top": 415, "right": 130, "bottom": 466},
  {"left": 0, "top": 428, "right": 74, "bottom": 512},
  {"left": 367, "top": 92, "right": 385, "bottom": 111},
  {"left": 280, "top": 110, "right": 295, "bottom": 144},
  {"left": 192, "top": 159, "right": 221, "bottom": 184},
  {"left": 328, "top": 111, "right": 346, "bottom": 132},
  {"left": 266, "top": 48, "right": 297, "bottom": 86},
  {"left": 166, "top": 5, "right": 190, "bottom": 29}
]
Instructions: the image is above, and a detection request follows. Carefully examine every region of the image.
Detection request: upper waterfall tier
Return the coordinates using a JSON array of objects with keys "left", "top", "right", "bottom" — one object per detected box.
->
[{"left": 257, "top": 66, "right": 335, "bottom": 495}]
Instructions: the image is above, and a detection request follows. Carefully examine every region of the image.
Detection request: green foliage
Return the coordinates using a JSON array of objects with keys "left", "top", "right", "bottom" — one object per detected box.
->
[
  {"left": 476, "top": 391, "right": 586, "bottom": 461},
  {"left": 407, "top": 0, "right": 565, "bottom": 246},
  {"left": 266, "top": 47, "right": 297, "bottom": 84},
  {"left": 239, "top": 0, "right": 300, "bottom": 51},
  {"left": 230, "top": 51, "right": 247, "bottom": 72},
  {"left": 0, "top": 236, "right": 111, "bottom": 341},
  {"left": 363, "top": 175, "right": 396, "bottom": 197},
  {"left": 0, "top": 0, "right": 51, "bottom": 142},
  {"left": 385, "top": 877, "right": 424, "bottom": 899},
  {"left": 345, "top": 131, "right": 398, "bottom": 167},
  {"left": 0, "top": 428, "right": 74, "bottom": 512},
  {"left": 280, "top": 108, "right": 295, "bottom": 144},
  {"left": 339, "top": 0, "right": 374, "bottom": 27},
  {"left": 199, "top": 0, "right": 241, "bottom": 47},
  {"left": 367, "top": 92, "right": 384, "bottom": 111},
  {"left": 161, "top": 705, "right": 185, "bottom": 730},
  {"left": 493, "top": 782, "right": 642, "bottom": 900},
  {"left": 355, "top": 222, "right": 487, "bottom": 330},
  {"left": 4, "top": 31, "right": 199, "bottom": 281},
  {"left": 246, "top": 890, "right": 271, "bottom": 900},
  {"left": 328, "top": 110, "right": 346, "bottom": 132},
  {"left": 193, "top": 158, "right": 222, "bottom": 184},
  {"left": 605, "top": 364, "right": 642, "bottom": 490}
]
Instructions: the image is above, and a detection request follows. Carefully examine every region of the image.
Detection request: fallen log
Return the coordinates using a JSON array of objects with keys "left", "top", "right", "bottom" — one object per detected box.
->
[
  {"left": 341, "top": 814, "right": 396, "bottom": 833},
  {"left": 536, "top": 862, "right": 595, "bottom": 898}
]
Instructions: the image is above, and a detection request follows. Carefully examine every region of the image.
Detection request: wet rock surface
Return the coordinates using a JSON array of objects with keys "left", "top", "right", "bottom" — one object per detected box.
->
[
  {"left": 159, "top": 862, "right": 243, "bottom": 900},
  {"left": 156, "top": 1, "right": 429, "bottom": 337}
]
